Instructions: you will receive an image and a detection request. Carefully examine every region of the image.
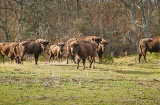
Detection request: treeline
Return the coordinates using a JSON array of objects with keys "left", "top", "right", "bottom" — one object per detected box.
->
[{"left": 0, "top": 0, "right": 160, "bottom": 56}]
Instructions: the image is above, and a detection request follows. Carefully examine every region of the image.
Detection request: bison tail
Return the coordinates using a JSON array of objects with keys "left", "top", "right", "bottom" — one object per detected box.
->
[{"left": 14, "top": 44, "right": 20, "bottom": 56}]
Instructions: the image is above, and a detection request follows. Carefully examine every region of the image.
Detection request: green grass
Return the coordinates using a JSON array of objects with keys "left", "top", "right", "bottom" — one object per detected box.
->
[{"left": 0, "top": 55, "right": 160, "bottom": 105}]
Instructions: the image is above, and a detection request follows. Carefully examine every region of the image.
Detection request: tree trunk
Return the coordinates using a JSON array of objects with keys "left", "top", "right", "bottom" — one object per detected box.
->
[
  {"left": 4, "top": 1, "right": 9, "bottom": 41},
  {"left": 140, "top": 0, "right": 151, "bottom": 38},
  {"left": 157, "top": 0, "right": 160, "bottom": 24},
  {"left": 145, "top": 0, "right": 151, "bottom": 37}
]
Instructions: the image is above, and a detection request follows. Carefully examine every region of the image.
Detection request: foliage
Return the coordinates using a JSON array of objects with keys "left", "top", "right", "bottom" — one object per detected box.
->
[
  {"left": 0, "top": 0, "right": 160, "bottom": 56},
  {"left": 101, "top": 54, "right": 114, "bottom": 64}
]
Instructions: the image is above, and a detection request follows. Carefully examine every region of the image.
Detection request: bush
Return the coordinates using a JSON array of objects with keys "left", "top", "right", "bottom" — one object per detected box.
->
[{"left": 101, "top": 54, "right": 114, "bottom": 64}]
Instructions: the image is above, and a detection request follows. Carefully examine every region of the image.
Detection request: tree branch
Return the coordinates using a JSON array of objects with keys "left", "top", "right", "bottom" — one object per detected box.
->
[{"left": 121, "top": 0, "right": 131, "bottom": 10}]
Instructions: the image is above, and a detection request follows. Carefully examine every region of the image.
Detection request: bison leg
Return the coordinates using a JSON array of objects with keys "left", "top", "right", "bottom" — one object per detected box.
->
[
  {"left": 98, "top": 53, "right": 102, "bottom": 62},
  {"left": 90, "top": 57, "right": 95, "bottom": 69},
  {"left": 89, "top": 57, "right": 95, "bottom": 69},
  {"left": 1, "top": 55, "right": 5, "bottom": 64},
  {"left": 144, "top": 54, "right": 147, "bottom": 63},
  {"left": 139, "top": 53, "right": 142, "bottom": 63},
  {"left": 87, "top": 57, "right": 92, "bottom": 68},
  {"left": 66, "top": 54, "right": 69, "bottom": 64},
  {"left": 48, "top": 53, "right": 52, "bottom": 63},
  {"left": 82, "top": 58, "right": 86, "bottom": 69},
  {"left": 77, "top": 59, "right": 80, "bottom": 69},
  {"left": 34, "top": 54, "right": 39, "bottom": 65},
  {"left": 71, "top": 55, "right": 76, "bottom": 63}
]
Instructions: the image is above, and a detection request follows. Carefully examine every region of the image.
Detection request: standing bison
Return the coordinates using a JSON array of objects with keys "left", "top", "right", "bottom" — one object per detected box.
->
[
  {"left": 49, "top": 42, "right": 65, "bottom": 62},
  {"left": 17, "top": 39, "right": 49, "bottom": 65},
  {"left": 66, "top": 38, "right": 77, "bottom": 64},
  {"left": 0, "top": 42, "right": 18, "bottom": 63},
  {"left": 66, "top": 36, "right": 102, "bottom": 64},
  {"left": 97, "top": 39, "right": 108, "bottom": 62},
  {"left": 70, "top": 40, "right": 97, "bottom": 69},
  {"left": 139, "top": 37, "right": 160, "bottom": 63}
]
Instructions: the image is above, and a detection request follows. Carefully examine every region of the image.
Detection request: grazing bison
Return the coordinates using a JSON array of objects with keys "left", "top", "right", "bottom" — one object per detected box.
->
[
  {"left": 0, "top": 42, "right": 18, "bottom": 63},
  {"left": 18, "top": 39, "right": 49, "bottom": 65},
  {"left": 139, "top": 37, "right": 160, "bottom": 63},
  {"left": 66, "top": 36, "right": 102, "bottom": 64},
  {"left": 97, "top": 39, "right": 108, "bottom": 62},
  {"left": 49, "top": 42, "right": 65, "bottom": 62},
  {"left": 70, "top": 40, "right": 97, "bottom": 69}
]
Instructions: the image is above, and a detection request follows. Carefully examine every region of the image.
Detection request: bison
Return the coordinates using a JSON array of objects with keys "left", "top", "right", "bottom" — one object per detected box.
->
[
  {"left": 66, "top": 36, "right": 102, "bottom": 64},
  {"left": 66, "top": 38, "right": 77, "bottom": 64},
  {"left": 17, "top": 39, "right": 49, "bottom": 65},
  {"left": 49, "top": 42, "right": 65, "bottom": 62},
  {"left": 97, "top": 39, "right": 108, "bottom": 62},
  {"left": 0, "top": 43, "right": 4, "bottom": 63},
  {"left": 139, "top": 37, "right": 160, "bottom": 63},
  {"left": 0, "top": 42, "right": 18, "bottom": 63},
  {"left": 70, "top": 40, "right": 97, "bottom": 69}
]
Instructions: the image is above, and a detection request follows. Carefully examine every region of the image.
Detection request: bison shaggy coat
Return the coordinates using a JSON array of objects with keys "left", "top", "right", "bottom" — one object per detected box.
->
[
  {"left": 97, "top": 39, "right": 108, "bottom": 62},
  {"left": 139, "top": 37, "right": 160, "bottom": 63},
  {"left": 66, "top": 36, "right": 101, "bottom": 64},
  {"left": 70, "top": 40, "right": 97, "bottom": 69},
  {"left": 18, "top": 39, "right": 49, "bottom": 65},
  {"left": 0, "top": 42, "right": 18, "bottom": 63},
  {"left": 49, "top": 42, "right": 65, "bottom": 62}
]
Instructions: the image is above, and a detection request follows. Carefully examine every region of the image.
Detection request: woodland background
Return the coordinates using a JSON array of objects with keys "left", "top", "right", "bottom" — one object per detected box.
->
[{"left": 0, "top": 0, "right": 160, "bottom": 56}]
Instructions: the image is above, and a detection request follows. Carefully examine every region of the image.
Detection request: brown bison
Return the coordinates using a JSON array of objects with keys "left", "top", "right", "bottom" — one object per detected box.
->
[
  {"left": 49, "top": 42, "right": 65, "bottom": 62},
  {"left": 0, "top": 43, "right": 4, "bottom": 63},
  {"left": 66, "top": 36, "right": 102, "bottom": 64},
  {"left": 0, "top": 42, "right": 18, "bottom": 63},
  {"left": 66, "top": 38, "right": 77, "bottom": 64},
  {"left": 70, "top": 40, "right": 97, "bottom": 69},
  {"left": 139, "top": 37, "right": 160, "bottom": 63},
  {"left": 77, "top": 36, "right": 102, "bottom": 45},
  {"left": 17, "top": 39, "right": 49, "bottom": 65},
  {"left": 97, "top": 39, "right": 108, "bottom": 62}
]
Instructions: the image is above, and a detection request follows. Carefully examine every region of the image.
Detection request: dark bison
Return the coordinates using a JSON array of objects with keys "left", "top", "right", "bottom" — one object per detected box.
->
[
  {"left": 49, "top": 42, "right": 65, "bottom": 62},
  {"left": 17, "top": 39, "right": 49, "bottom": 65},
  {"left": 138, "top": 37, "right": 160, "bottom": 63},
  {"left": 97, "top": 39, "right": 108, "bottom": 62},
  {"left": 66, "top": 36, "right": 102, "bottom": 64},
  {"left": 0, "top": 42, "right": 18, "bottom": 63},
  {"left": 70, "top": 40, "right": 97, "bottom": 69}
]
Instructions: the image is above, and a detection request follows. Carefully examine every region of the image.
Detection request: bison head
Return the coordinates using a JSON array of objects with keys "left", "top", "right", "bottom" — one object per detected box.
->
[
  {"left": 36, "top": 39, "right": 49, "bottom": 51},
  {"left": 91, "top": 36, "right": 102, "bottom": 45},
  {"left": 57, "top": 42, "right": 65, "bottom": 54},
  {"left": 70, "top": 41, "right": 79, "bottom": 55},
  {"left": 99, "top": 39, "right": 108, "bottom": 52}
]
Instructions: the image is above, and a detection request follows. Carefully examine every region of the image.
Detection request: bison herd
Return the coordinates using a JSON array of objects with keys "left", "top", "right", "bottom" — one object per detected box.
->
[
  {"left": 1, "top": 35, "right": 159, "bottom": 69},
  {"left": 0, "top": 36, "right": 108, "bottom": 69}
]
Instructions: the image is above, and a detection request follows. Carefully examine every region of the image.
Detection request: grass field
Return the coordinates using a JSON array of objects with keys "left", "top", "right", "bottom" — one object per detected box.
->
[{"left": 0, "top": 55, "right": 160, "bottom": 105}]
